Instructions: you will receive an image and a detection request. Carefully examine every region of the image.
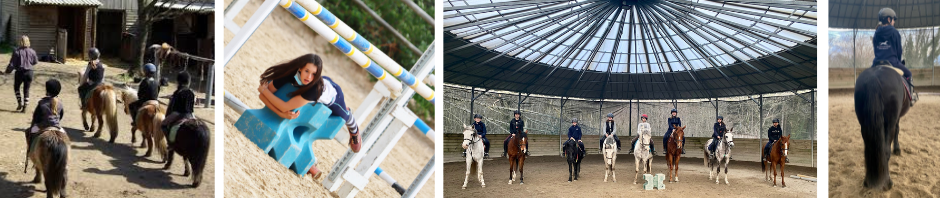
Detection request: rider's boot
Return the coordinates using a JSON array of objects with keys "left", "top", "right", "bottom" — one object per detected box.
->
[
  {"left": 908, "top": 77, "right": 917, "bottom": 105},
  {"left": 484, "top": 153, "right": 489, "bottom": 159},
  {"left": 462, "top": 151, "right": 467, "bottom": 157},
  {"left": 501, "top": 152, "right": 506, "bottom": 158},
  {"left": 307, "top": 165, "right": 323, "bottom": 179},
  {"left": 785, "top": 156, "right": 790, "bottom": 163},
  {"left": 682, "top": 147, "right": 686, "bottom": 154}
]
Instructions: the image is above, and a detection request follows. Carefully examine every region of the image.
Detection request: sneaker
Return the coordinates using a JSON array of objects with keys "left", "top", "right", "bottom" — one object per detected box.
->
[
  {"left": 307, "top": 166, "right": 323, "bottom": 179},
  {"left": 349, "top": 132, "right": 362, "bottom": 153}
]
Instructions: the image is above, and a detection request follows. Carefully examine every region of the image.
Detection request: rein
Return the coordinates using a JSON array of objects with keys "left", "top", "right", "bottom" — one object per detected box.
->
[{"left": 463, "top": 133, "right": 481, "bottom": 159}]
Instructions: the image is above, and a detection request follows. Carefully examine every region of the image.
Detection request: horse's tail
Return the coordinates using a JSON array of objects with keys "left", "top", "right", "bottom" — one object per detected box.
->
[
  {"left": 185, "top": 120, "right": 211, "bottom": 187},
  {"left": 154, "top": 111, "right": 168, "bottom": 161},
  {"left": 102, "top": 89, "right": 119, "bottom": 137},
  {"left": 42, "top": 132, "right": 69, "bottom": 196}
]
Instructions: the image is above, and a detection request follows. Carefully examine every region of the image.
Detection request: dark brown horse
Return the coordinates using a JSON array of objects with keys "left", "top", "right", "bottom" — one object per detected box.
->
[
  {"left": 665, "top": 125, "right": 686, "bottom": 183},
  {"left": 81, "top": 84, "right": 119, "bottom": 143},
  {"left": 28, "top": 127, "right": 70, "bottom": 198},
  {"left": 763, "top": 134, "right": 790, "bottom": 187},
  {"left": 507, "top": 130, "right": 528, "bottom": 185},
  {"left": 162, "top": 119, "right": 211, "bottom": 187},
  {"left": 855, "top": 64, "right": 912, "bottom": 190}
]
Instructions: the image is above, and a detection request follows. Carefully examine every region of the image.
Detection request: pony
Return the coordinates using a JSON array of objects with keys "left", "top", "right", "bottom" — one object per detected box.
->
[
  {"left": 121, "top": 90, "right": 168, "bottom": 161},
  {"left": 162, "top": 118, "right": 211, "bottom": 187},
  {"left": 460, "top": 124, "right": 485, "bottom": 189},
  {"left": 855, "top": 64, "right": 912, "bottom": 190},
  {"left": 665, "top": 125, "right": 686, "bottom": 183},
  {"left": 633, "top": 131, "right": 653, "bottom": 184},
  {"left": 80, "top": 83, "right": 119, "bottom": 143},
  {"left": 762, "top": 134, "right": 790, "bottom": 187},
  {"left": 602, "top": 135, "right": 617, "bottom": 182},
  {"left": 506, "top": 130, "right": 527, "bottom": 184},
  {"left": 28, "top": 127, "right": 70, "bottom": 198},
  {"left": 704, "top": 127, "right": 735, "bottom": 185},
  {"left": 563, "top": 139, "right": 582, "bottom": 182}
]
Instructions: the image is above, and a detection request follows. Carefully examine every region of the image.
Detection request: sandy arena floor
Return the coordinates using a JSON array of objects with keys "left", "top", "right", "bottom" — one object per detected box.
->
[
  {"left": 0, "top": 59, "right": 215, "bottom": 197},
  {"left": 829, "top": 88, "right": 940, "bottom": 197},
  {"left": 222, "top": 0, "right": 435, "bottom": 197},
  {"left": 444, "top": 154, "right": 816, "bottom": 197}
]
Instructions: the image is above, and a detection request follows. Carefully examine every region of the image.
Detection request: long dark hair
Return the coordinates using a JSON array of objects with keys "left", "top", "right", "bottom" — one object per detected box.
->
[{"left": 259, "top": 54, "right": 324, "bottom": 99}]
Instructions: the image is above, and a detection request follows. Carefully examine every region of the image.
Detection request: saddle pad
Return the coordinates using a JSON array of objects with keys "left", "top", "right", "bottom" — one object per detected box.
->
[{"left": 888, "top": 67, "right": 904, "bottom": 76}]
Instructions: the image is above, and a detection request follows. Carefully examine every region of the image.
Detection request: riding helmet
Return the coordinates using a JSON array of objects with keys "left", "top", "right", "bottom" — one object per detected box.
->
[
  {"left": 88, "top": 47, "right": 100, "bottom": 60},
  {"left": 177, "top": 72, "right": 191, "bottom": 87},
  {"left": 641, "top": 114, "right": 648, "bottom": 119},
  {"left": 571, "top": 118, "right": 579, "bottom": 123},
  {"left": 45, "top": 79, "right": 61, "bottom": 97},
  {"left": 773, "top": 118, "right": 780, "bottom": 123},
  {"left": 878, "top": 7, "right": 897, "bottom": 24},
  {"left": 143, "top": 63, "right": 157, "bottom": 75},
  {"left": 607, "top": 113, "right": 614, "bottom": 118},
  {"left": 671, "top": 109, "right": 677, "bottom": 113},
  {"left": 514, "top": 110, "right": 521, "bottom": 116},
  {"left": 473, "top": 114, "right": 483, "bottom": 119},
  {"left": 717, "top": 115, "right": 724, "bottom": 120}
]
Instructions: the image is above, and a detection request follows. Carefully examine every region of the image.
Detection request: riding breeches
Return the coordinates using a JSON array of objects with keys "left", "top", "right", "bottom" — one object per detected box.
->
[
  {"left": 14, "top": 70, "right": 33, "bottom": 106},
  {"left": 599, "top": 134, "right": 621, "bottom": 149},
  {"left": 504, "top": 135, "right": 530, "bottom": 154}
]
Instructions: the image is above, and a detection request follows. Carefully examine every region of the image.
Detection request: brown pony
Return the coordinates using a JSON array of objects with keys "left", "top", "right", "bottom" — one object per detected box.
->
[
  {"left": 121, "top": 91, "right": 168, "bottom": 161},
  {"left": 763, "top": 134, "right": 791, "bottom": 187},
  {"left": 28, "top": 127, "right": 70, "bottom": 198},
  {"left": 81, "top": 83, "right": 119, "bottom": 143},
  {"left": 665, "top": 125, "right": 686, "bottom": 183},
  {"left": 507, "top": 130, "right": 528, "bottom": 185}
]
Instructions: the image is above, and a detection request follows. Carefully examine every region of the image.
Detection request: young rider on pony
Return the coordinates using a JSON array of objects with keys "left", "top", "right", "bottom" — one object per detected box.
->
[
  {"left": 464, "top": 114, "right": 489, "bottom": 158},
  {"left": 872, "top": 8, "right": 914, "bottom": 94},
  {"left": 708, "top": 116, "right": 728, "bottom": 159},
  {"left": 568, "top": 118, "right": 584, "bottom": 157},
  {"left": 630, "top": 114, "right": 655, "bottom": 155},
  {"left": 26, "top": 79, "right": 64, "bottom": 155},
  {"left": 78, "top": 48, "right": 106, "bottom": 109},
  {"left": 763, "top": 119, "right": 788, "bottom": 163},
  {"left": 504, "top": 110, "right": 528, "bottom": 157},
  {"left": 663, "top": 109, "right": 685, "bottom": 154},
  {"left": 129, "top": 63, "right": 160, "bottom": 127},
  {"left": 161, "top": 72, "right": 196, "bottom": 138},
  {"left": 256, "top": 54, "right": 362, "bottom": 178},
  {"left": 599, "top": 113, "right": 621, "bottom": 151}
]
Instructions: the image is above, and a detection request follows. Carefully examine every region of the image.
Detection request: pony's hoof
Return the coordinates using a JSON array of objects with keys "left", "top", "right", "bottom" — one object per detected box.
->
[
  {"left": 93, "top": 133, "right": 101, "bottom": 138},
  {"left": 462, "top": 186, "right": 467, "bottom": 189},
  {"left": 481, "top": 184, "right": 485, "bottom": 188},
  {"left": 893, "top": 149, "right": 902, "bottom": 156},
  {"left": 773, "top": 184, "right": 777, "bottom": 187}
]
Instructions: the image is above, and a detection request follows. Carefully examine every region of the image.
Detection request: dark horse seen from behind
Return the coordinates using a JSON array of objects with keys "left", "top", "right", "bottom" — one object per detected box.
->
[
  {"left": 855, "top": 64, "right": 912, "bottom": 191},
  {"left": 563, "top": 139, "right": 582, "bottom": 182}
]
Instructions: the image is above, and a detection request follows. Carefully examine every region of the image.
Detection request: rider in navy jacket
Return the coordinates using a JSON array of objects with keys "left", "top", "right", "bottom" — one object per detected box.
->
[
  {"left": 466, "top": 114, "right": 489, "bottom": 158},
  {"left": 663, "top": 109, "right": 686, "bottom": 154},
  {"left": 568, "top": 118, "right": 583, "bottom": 157},
  {"left": 872, "top": 8, "right": 908, "bottom": 80},
  {"left": 708, "top": 116, "right": 728, "bottom": 158},
  {"left": 504, "top": 110, "right": 529, "bottom": 156},
  {"left": 764, "top": 119, "right": 787, "bottom": 162}
]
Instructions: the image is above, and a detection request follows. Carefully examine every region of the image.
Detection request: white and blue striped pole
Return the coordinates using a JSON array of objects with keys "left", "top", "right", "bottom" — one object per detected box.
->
[
  {"left": 277, "top": 0, "right": 404, "bottom": 95},
  {"left": 286, "top": 0, "right": 436, "bottom": 104}
]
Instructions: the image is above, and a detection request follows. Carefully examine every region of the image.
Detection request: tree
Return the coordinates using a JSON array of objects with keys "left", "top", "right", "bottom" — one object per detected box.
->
[{"left": 134, "top": 0, "right": 209, "bottom": 79}]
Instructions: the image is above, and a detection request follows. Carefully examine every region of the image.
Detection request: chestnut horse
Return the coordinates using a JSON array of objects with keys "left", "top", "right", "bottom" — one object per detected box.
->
[
  {"left": 763, "top": 134, "right": 791, "bottom": 187},
  {"left": 121, "top": 90, "right": 168, "bottom": 161},
  {"left": 507, "top": 130, "right": 528, "bottom": 185},
  {"left": 28, "top": 127, "right": 70, "bottom": 198},
  {"left": 81, "top": 84, "right": 119, "bottom": 143},
  {"left": 855, "top": 64, "right": 912, "bottom": 190},
  {"left": 665, "top": 125, "right": 686, "bottom": 182}
]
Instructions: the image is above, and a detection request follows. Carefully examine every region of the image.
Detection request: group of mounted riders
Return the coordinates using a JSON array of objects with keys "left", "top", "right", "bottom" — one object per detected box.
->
[{"left": 464, "top": 108, "right": 788, "bottom": 163}]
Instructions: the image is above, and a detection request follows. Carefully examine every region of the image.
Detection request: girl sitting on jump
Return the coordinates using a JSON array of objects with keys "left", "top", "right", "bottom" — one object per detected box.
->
[{"left": 256, "top": 54, "right": 361, "bottom": 178}]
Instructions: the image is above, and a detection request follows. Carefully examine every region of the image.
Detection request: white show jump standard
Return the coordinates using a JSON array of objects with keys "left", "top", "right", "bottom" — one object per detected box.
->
[{"left": 287, "top": 0, "right": 436, "bottom": 104}]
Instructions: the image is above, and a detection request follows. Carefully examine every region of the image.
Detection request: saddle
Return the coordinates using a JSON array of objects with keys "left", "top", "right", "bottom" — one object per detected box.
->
[
  {"left": 167, "top": 115, "right": 196, "bottom": 143},
  {"left": 876, "top": 63, "right": 915, "bottom": 103}
]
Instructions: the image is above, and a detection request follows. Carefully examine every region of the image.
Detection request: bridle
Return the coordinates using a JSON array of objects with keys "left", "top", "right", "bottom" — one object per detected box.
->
[{"left": 463, "top": 131, "right": 481, "bottom": 158}]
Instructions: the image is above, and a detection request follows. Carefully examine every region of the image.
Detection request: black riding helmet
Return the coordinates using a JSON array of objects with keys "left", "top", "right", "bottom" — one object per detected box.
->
[
  {"left": 46, "top": 79, "right": 61, "bottom": 97},
  {"left": 878, "top": 7, "right": 897, "bottom": 24},
  {"left": 177, "top": 72, "right": 191, "bottom": 87},
  {"left": 473, "top": 114, "right": 483, "bottom": 119},
  {"left": 88, "top": 47, "right": 100, "bottom": 60},
  {"left": 717, "top": 116, "right": 724, "bottom": 120},
  {"left": 671, "top": 109, "right": 677, "bottom": 113},
  {"left": 571, "top": 118, "right": 579, "bottom": 123},
  {"left": 773, "top": 118, "right": 780, "bottom": 123},
  {"left": 514, "top": 110, "right": 521, "bottom": 116},
  {"left": 607, "top": 113, "right": 614, "bottom": 118}
]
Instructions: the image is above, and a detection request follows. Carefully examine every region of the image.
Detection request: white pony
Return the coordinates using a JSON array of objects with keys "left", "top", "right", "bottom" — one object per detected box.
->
[
  {"left": 602, "top": 135, "right": 617, "bottom": 182},
  {"left": 704, "top": 127, "right": 735, "bottom": 184},
  {"left": 461, "top": 124, "right": 485, "bottom": 189},
  {"left": 634, "top": 122, "right": 653, "bottom": 184}
]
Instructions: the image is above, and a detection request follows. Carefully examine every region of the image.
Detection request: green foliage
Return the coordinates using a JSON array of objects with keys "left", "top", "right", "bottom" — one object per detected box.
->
[{"left": 319, "top": 0, "right": 435, "bottom": 122}]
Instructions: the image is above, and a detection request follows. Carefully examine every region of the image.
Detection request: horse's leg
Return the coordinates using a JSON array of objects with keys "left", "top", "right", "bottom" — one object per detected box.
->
[
  {"left": 675, "top": 156, "right": 681, "bottom": 182},
  {"left": 724, "top": 159, "right": 730, "bottom": 185},
  {"left": 611, "top": 159, "right": 616, "bottom": 182},
  {"left": 568, "top": 160, "right": 573, "bottom": 182},
  {"left": 519, "top": 158, "right": 524, "bottom": 184},
  {"left": 574, "top": 160, "right": 580, "bottom": 181},
  {"left": 82, "top": 108, "right": 90, "bottom": 131},
  {"left": 183, "top": 157, "right": 192, "bottom": 176},
  {"left": 163, "top": 148, "right": 176, "bottom": 170},
  {"left": 463, "top": 157, "right": 471, "bottom": 189},
  {"left": 477, "top": 158, "right": 485, "bottom": 188},
  {"left": 772, "top": 161, "right": 778, "bottom": 187},
  {"left": 508, "top": 158, "right": 514, "bottom": 184},
  {"left": 134, "top": 125, "right": 143, "bottom": 148},
  {"left": 893, "top": 123, "right": 902, "bottom": 155},
  {"left": 32, "top": 160, "right": 42, "bottom": 183},
  {"left": 634, "top": 158, "right": 640, "bottom": 184},
  {"left": 144, "top": 128, "right": 154, "bottom": 157},
  {"left": 781, "top": 163, "right": 786, "bottom": 188}
]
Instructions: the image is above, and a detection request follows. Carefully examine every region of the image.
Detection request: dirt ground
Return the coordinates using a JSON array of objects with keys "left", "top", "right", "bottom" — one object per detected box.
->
[
  {"left": 222, "top": 0, "right": 435, "bottom": 197},
  {"left": 444, "top": 155, "right": 816, "bottom": 197},
  {"left": 828, "top": 88, "right": 940, "bottom": 197},
  {"left": 0, "top": 58, "right": 215, "bottom": 197}
]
